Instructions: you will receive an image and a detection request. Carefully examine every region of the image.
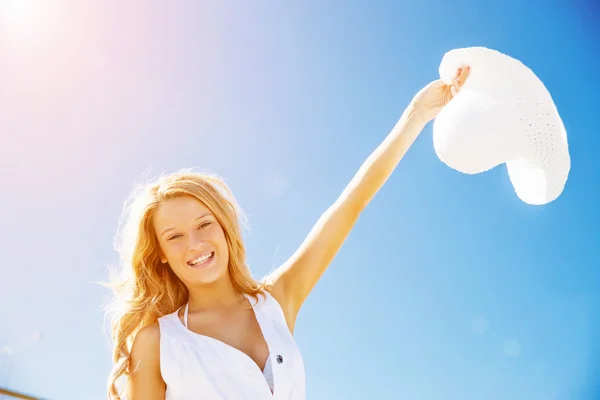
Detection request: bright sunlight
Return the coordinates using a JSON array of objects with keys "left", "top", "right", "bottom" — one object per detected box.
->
[{"left": 0, "top": 0, "right": 41, "bottom": 30}]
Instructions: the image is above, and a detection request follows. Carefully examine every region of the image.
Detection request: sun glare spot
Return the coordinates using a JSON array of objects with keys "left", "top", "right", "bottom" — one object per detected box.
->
[{"left": 0, "top": 0, "right": 40, "bottom": 29}]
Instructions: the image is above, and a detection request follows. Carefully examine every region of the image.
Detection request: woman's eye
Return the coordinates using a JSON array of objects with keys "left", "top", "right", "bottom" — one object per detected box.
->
[
  {"left": 168, "top": 234, "right": 182, "bottom": 241},
  {"left": 199, "top": 222, "right": 211, "bottom": 229}
]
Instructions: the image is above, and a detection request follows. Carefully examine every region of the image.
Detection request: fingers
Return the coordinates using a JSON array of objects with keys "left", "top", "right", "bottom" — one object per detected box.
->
[
  {"left": 451, "top": 66, "right": 471, "bottom": 97},
  {"left": 457, "top": 65, "right": 471, "bottom": 87}
]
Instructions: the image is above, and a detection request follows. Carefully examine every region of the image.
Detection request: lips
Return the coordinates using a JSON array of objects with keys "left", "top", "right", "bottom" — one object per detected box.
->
[{"left": 187, "top": 251, "right": 215, "bottom": 267}]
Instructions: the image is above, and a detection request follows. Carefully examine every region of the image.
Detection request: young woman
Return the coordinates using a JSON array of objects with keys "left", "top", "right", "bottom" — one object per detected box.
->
[{"left": 106, "top": 67, "right": 471, "bottom": 399}]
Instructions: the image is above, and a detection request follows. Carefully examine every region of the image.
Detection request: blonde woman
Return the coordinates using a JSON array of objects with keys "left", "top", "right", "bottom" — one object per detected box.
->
[{"left": 106, "top": 67, "right": 470, "bottom": 400}]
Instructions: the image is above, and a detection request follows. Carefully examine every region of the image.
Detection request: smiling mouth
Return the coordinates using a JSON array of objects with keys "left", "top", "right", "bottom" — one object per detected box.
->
[{"left": 187, "top": 251, "right": 215, "bottom": 267}]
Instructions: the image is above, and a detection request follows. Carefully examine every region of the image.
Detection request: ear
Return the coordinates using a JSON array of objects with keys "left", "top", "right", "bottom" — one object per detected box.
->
[{"left": 160, "top": 253, "right": 167, "bottom": 264}]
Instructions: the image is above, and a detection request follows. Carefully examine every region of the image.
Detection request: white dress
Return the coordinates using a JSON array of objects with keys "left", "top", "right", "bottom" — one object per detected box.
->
[{"left": 157, "top": 291, "right": 306, "bottom": 399}]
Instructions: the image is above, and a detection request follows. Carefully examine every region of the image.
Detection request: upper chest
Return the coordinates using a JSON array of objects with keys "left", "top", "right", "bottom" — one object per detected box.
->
[{"left": 179, "top": 303, "right": 270, "bottom": 370}]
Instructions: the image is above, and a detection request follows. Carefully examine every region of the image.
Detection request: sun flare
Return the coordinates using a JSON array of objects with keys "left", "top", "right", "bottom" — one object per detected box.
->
[{"left": 0, "top": 0, "right": 41, "bottom": 30}]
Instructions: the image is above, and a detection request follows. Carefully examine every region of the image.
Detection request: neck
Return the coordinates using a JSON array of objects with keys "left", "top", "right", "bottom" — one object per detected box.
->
[{"left": 186, "top": 274, "right": 244, "bottom": 311}]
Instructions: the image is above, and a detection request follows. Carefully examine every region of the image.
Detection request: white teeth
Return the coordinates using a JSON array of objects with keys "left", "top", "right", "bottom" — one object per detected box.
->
[{"left": 189, "top": 252, "right": 212, "bottom": 266}]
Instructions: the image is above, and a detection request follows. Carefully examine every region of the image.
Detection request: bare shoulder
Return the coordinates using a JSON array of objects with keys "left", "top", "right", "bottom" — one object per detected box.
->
[
  {"left": 263, "top": 272, "right": 285, "bottom": 308},
  {"left": 263, "top": 274, "right": 296, "bottom": 334},
  {"left": 128, "top": 322, "right": 165, "bottom": 398},
  {"left": 130, "top": 322, "right": 161, "bottom": 364}
]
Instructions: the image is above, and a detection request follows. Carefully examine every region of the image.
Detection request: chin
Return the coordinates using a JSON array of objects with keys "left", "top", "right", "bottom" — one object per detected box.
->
[{"left": 187, "top": 263, "right": 228, "bottom": 286}]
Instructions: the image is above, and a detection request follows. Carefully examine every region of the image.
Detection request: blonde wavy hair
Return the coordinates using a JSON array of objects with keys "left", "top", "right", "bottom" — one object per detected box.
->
[{"left": 105, "top": 169, "right": 267, "bottom": 399}]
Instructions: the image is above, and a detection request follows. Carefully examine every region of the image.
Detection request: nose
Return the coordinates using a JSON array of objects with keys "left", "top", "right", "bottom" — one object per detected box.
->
[{"left": 187, "top": 231, "right": 206, "bottom": 251}]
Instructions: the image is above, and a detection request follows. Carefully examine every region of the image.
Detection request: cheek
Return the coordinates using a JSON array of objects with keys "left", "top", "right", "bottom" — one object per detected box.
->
[
  {"left": 160, "top": 242, "right": 182, "bottom": 264},
  {"left": 214, "top": 230, "right": 229, "bottom": 260}
]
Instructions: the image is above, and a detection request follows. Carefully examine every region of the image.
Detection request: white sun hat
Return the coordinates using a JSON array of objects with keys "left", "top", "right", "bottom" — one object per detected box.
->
[{"left": 432, "top": 46, "right": 571, "bottom": 205}]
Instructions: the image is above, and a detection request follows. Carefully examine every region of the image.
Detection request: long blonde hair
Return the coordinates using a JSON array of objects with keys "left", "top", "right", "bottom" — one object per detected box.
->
[{"left": 105, "top": 169, "right": 267, "bottom": 399}]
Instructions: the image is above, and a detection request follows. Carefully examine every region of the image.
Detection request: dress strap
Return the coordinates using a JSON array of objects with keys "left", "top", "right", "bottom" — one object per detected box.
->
[{"left": 183, "top": 302, "right": 189, "bottom": 328}]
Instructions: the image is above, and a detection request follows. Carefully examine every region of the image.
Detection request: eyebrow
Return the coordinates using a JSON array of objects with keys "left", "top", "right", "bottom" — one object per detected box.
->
[{"left": 160, "top": 213, "right": 212, "bottom": 237}]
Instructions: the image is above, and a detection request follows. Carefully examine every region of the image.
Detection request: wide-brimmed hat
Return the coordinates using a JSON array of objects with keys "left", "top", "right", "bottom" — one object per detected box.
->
[{"left": 432, "top": 46, "right": 570, "bottom": 205}]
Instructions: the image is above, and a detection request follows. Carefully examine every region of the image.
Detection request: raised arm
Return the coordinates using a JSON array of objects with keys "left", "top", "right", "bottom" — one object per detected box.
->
[{"left": 268, "top": 68, "right": 470, "bottom": 331}]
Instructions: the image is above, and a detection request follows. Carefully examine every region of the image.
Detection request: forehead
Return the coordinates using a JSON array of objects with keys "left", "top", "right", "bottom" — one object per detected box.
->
[{"left": 153, "top": 196, "right": 212, "bottom": 229}]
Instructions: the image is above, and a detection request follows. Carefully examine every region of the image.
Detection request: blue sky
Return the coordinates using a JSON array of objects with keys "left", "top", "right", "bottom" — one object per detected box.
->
[{"left": 1, "top": 0, "right": 599, "bottom": 399}]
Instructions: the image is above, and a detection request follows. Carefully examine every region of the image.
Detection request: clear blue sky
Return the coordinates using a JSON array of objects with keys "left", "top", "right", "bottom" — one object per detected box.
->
[{"left": 1, "top": 1, "right": 599, "bottom": 399}]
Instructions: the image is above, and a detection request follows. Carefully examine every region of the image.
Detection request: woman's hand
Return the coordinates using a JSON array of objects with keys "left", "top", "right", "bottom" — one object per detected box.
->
[{"left": 411, "top": 66, "right": 471, "bottom": 124}]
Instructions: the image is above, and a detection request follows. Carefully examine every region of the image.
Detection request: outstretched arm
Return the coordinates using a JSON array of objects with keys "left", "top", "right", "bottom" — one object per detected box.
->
[{"left": 269, "top": 68, "right": 471, "bottom": 332}]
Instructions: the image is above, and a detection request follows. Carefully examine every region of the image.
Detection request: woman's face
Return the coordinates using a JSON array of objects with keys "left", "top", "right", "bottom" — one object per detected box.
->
[{"left": 153, "top": 196, "right": 230, "bottom": 287}]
